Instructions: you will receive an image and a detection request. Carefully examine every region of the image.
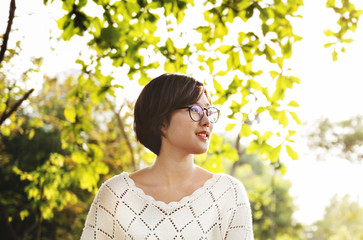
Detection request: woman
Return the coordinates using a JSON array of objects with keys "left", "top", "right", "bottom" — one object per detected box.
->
[{"left": 81, "top": 73, "right": 253, "bottom": 239}]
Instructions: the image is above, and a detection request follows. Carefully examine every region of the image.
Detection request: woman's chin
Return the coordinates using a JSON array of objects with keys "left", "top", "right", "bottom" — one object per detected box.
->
[{"left": 192, "top": 146, "right": 209, "bottom": 155}]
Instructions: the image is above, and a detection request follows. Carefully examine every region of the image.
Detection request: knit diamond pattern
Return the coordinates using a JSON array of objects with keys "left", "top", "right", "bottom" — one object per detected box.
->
[{"left": 81, "top": 172, "right": 253, "bottom": 240}]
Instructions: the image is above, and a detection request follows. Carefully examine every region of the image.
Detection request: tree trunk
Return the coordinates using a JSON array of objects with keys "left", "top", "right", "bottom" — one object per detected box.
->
[
  {"left": 230, "top": 134, "right": 241, "bottom": 177},
  {"left": 0, "top": 0, "right": 16, "bottom": 64},
  {"left": 0, "top": 203, "right": 20, "bottom": 240}
]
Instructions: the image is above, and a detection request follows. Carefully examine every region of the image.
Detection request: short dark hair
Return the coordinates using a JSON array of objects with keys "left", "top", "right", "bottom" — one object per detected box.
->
[{"left": 134, "top": 73, "right": 210, "bottom": 155}]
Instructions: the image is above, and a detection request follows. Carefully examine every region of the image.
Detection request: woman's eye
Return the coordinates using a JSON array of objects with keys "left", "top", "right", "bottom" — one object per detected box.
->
[
  {"left": 190, "top": 106, "right": 201, "bottom": 113},
  {"left": 208, "top": 109, "right": 216, "bottom": 115}
]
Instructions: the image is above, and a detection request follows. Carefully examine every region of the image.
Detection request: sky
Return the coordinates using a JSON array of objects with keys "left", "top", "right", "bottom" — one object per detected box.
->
[
  {"left": 1, "top": 0, "right": 363, "bottom": 226},
  {"left": 281, "top": 0, "right": 363, "bottom": 224}
]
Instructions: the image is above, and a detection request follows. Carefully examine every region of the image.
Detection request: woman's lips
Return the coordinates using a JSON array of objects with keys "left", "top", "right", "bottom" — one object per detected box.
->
[{"left": 196, "top": 131, "right": 209, "bottom": 141}]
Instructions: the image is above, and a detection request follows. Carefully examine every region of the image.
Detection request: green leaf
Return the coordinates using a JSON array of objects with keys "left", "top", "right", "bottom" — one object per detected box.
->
[
  {"left": 88, "top": 144, "right": 103, "bottom": 161},
  {"left": 196, "top": 26, "right": 211, "bottom": 42},
  {"left": 245, "top": 4, "right": 254, "bottom": 19},
  {"left": 28, "top": 129, "right": 35, "bottom": 140},
  {"left": 264, "top": 44, "right": 276, "bottom": 62},
  {"left": 71, "top": 151, "right": 87, "bottom": 164},
  {"left": 216, "top": 70, "right": 229, "bottom": 76},
  {"left": 195, "top": 43, "right": 207, "bottom": 51},
  {"left": 1, "top": 126, "right": 11, "bottom": 136},
  {"left": 61, "top": 20, "right": 75, "bottom": 40},
  {"left": 176, "top": 10, "right": 185, "bottom": 24},
  {"left": 138, "top": 74, "right": 150, "bottom": 85},
  {"left": 261, "top": 131, "right": 273, "bottom": 141},
  {"left": 289, "top": 76, "right": 301, "bottom": 84},
  {"left": 324, "top": 29, "right": 336, "bottom": 37},
  {"left": 213, "top": 79, "right": 224, "bottom": 93},
  {"left": 164, "top": 61, "right": 176, "bottom": 72},
  {"left": 246, "top": 140, "right": 259, "bottom": 154},
  {"left": 342, "top": 38, "right": 353, "bottom": 43},
  {"left": 20, "top": 210, "right": 29, "bottom": 221},
  {"left": 256, "top": 107, "right": 265, "bottom": 114},
  {"left": 49, "top": 153, "right": 65, "bottom": 167},
  {"left": 79, "top": 168, "right": 98, "bottom": 191},
  {"left": 332, "top": 49, "right": 338, "bottom": 61},
  {"left": 206, "top": 58, "right": 215, "bottom": 73},
  {"left": 277, "top": 57, "right": 284, "bottom": 69},
  {"left": 64, "top": 105, "right": 76, "bottom": 123},
  {"left": 288, "top": 130, "right": 296, "bottom": 136},
  {"left": 282, "top": 41, "right": 292, "bottom": 58},
  {"left": 248, "top": 79, "right": 262, "bottom": 91},
  {"left": 270, "top": 145, "right": 282, "bottom": 163},
  {"left": 221, "top": 144, "right": 239, "bottom": 162},
  {"left": 100, "top": 26, "right": 121, "bottom": 47},
  {"left": 279, "top": 163, "right": 287, "bottom": 175},
  {"left": 219, "top": 45, "right": 233, "bottom": 54},
  {"left": 288, "top": 100, "right": 299, "bottom": 107},
  {"left": 62, "top": 0, "right": 74, "bottom": 12},
  {"left": 225, "top": 123, "right": 236, "bottom": 131},
  {"left": 78, "top": 0, "right": 87, "bottom": 8},
  {"left": 289, "top": 111, "right": 302, "bottom": 124},
  {"left": 324, "top": 42, "right": 335, "bottom": 48},
  {"left": 215, "top": 22, "right": 229, "bottom": 39},
  {"left": 240, "top": 124, "right": 253, "bottom": 137},
  {"left": 270, "top": 71, "right": 279, "bottom": 79},
  {"left": 227, "top": 50, "right": 240, "bottom": 69},
  {"left": 326, "top": 0, "right": 335, "bottom": 8},
  {"left": 277, "top": 110, "right": 289, "bottom": 127},
  {"left": 262, "top": 23, "right": 269, "bottom": 36},
  {"left": 57, "top": 14, "right": 69, "bottom": 30},
  {"left": 286, "top": 145, "right": 298, "bottom": 160}
]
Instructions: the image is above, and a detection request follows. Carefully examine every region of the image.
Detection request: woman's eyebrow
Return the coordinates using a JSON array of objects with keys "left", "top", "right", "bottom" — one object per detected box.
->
[{"left": 199, "top": 103, "right": 211, "bottom": 108}]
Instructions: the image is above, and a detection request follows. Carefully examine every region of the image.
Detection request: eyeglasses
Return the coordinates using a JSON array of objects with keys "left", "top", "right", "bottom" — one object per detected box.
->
[{"left": 175, "top": 105, "right": 220, "bottom": 123}]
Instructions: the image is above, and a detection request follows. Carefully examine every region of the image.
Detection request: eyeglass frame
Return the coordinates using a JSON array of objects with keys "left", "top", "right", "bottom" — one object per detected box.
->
[{"left": 175, "top": 104, "right": 220, "bottom": 123}]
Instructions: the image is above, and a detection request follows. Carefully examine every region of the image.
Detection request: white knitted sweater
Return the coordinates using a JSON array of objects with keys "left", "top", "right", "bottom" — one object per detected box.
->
[{"left": 81, "top": 172, "right": 253, "bottom": 239}]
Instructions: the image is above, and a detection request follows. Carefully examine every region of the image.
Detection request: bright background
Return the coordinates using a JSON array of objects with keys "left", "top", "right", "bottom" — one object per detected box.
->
[
  {"left": 1, "top": 0, "right": 363, "bottom": 226},
  {"left": 284, "top": 0, "right": 363, "bottom": 225}
]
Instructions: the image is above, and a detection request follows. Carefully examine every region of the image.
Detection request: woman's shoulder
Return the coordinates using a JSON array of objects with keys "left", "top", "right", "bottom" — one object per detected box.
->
[
  {"left": 95, "top": 172, "right": 132, "bottom": 200},
  {"left": 101, "top": 171, "right": 129, "bottom": 186},
  {"left": 212, "top": 173, "right": 250, "bottom": 204},
  {"left": 214, "top": 172, "right": 246, "bottom": 187}
]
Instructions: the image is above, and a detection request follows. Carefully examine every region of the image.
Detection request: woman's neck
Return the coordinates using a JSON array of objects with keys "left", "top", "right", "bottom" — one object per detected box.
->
[{"left": 149, "top": 152, "right": 195, "bottom": 187}]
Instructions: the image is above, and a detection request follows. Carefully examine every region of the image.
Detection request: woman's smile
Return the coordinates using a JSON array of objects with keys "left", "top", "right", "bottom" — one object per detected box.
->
[{"left": 196, "top": 130, "right": 209, "bottom": 141}]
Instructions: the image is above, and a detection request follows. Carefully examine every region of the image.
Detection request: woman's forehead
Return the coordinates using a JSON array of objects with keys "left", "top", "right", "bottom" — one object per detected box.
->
[{"left": 196, "top": 94, "right": 211, "bottom": 107}]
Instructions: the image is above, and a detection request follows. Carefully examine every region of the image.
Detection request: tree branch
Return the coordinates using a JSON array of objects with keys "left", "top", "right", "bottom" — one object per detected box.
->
[
  {"left": 0, "top": 0, "right": 16, "bottom": 65},
  {"left": 0, "top": 88, "right": 34, "bottom": 126},
  {"left": 115, "top": 107, "right": 136, "bottom": 171},
  {"left": 106, "top": 99, "right": 137, "bottom": 171},
  {"left": 230, "top": 134, "right": 241, "bottom": 177},
  {"left": 0, "top": 203, "right": 20, "bottom": 240}
]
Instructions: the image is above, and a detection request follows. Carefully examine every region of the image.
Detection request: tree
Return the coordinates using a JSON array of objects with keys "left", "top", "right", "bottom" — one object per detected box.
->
[
  {"left": 309, "top": 194, "right": 363, "bottom": 240},
  {"left": 196, "top": 134, "right": 305, "bottom": 239},
  {"left": 0, "top": 0, "right": 34, "bottom": 127},
  {"left": 307, "top": 115, "right": 363, "bottom": 162},
  {"left": 44, "top": 0, "right": 305, "bottom": 171},
  {"left": 0, "top": 1, "right": 42, "bottom": 238},
  {"left": 2, "top": 0, "right": 363, "bottom": 238},
  {"left": 324, "top": 0, "right": 363, "bottom": 61},
  {"left": 0, "top": 72, "right": 152, "bottom": 239},
  {"left": 230, "top": 147, "right": 304, "bottom": 240}
]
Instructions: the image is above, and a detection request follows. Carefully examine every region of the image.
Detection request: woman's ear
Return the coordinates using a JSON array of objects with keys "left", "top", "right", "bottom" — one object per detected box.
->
[{"left": 160, "top": 121, "right": 168, "bottom": 136}]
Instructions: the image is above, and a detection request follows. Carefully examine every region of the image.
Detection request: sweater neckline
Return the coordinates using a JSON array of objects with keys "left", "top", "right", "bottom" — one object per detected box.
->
[{"left": 122, "top": 172, "right": 222, "bottom": 208}]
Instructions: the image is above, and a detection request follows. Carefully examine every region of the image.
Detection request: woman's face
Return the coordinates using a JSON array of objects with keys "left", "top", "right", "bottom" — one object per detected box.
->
[{"left": 161, "top": 93, "right": 214, "bottom": 155}]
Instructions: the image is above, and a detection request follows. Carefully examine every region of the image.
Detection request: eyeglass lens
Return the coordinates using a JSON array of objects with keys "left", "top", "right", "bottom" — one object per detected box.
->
[{"left": 189, "top": 105, "right": 219, "bottom": 123}]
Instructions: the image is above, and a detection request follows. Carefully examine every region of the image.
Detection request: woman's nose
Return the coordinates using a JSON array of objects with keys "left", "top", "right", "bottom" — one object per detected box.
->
[{"left": 200, "top": 111, "right": 210, "bottom": 127}]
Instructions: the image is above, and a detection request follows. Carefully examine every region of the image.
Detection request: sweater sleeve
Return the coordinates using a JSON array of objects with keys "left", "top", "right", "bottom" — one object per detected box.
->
[
  {"left": 224, "top": 179, "right": 254, "bottom": 240},
  {"left": 80, "top": 183, "right": 117, "bottom": 240}
]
